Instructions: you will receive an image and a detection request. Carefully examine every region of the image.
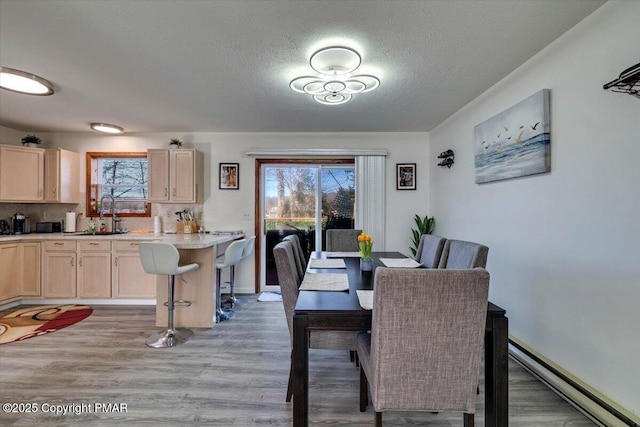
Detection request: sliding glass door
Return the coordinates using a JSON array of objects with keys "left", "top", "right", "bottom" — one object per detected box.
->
[{"left": 260, "top": 161, "right": 355, "bottom": 289}]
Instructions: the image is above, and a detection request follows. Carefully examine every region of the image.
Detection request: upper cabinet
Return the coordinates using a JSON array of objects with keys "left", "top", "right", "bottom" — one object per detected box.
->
[
  {"left": 0, "top": 144, "right": 45, "bottom": 202},
  {"left": 44, "top": 148, "right": 80, "bottom": 203},
  {"left": 0, "top": 144, "right": 79, "bottom": 204},
  {"left": 147, "top": 148, "right": 203, "bottom": 203}
]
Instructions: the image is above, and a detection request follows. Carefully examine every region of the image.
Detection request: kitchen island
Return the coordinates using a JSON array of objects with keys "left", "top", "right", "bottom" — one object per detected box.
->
[
  {"left": 153, "top": 233, "right": 245, "bottom": 328},
  {"left": 0, "top": 232, "right": 244, "bottom": 329}
]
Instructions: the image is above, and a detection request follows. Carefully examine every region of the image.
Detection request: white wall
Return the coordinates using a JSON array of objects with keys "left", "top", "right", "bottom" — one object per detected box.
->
[
  {"left": 1, "top": 129, "right": 429, "bottom": 293},
  {"left": 429, "top": 1, "right": 639, "bottom": 418}
]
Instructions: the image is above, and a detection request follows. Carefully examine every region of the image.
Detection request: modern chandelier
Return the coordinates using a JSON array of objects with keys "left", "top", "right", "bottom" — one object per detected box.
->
[{"left": 289, "top": 46, "right": 380, "bottom": 105}]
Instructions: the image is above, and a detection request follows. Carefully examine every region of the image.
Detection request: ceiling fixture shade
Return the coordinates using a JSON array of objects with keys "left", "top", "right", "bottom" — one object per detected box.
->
[
  {"left": 90, "top": 123, "right": 124, "bottom": 134},
  {"left": 0, "top": 66, "right": 55, "bottom": 95},
  {"left": 290, "top": 46, "right": 380, "bottom": 106}
]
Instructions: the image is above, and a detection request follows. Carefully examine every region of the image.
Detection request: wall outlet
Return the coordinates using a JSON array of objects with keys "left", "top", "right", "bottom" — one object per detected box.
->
[{"left": 242, "top": 211, "right": 251, "bottom": 221}]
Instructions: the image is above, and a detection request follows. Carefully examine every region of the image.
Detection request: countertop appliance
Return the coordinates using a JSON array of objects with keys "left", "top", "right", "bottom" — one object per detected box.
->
[
  {"left": 12, "top": 213, "right": 30, "bottom": 234},
  {"left": 36, "top": 222, "right": 62, "bottom": 233},
  {"left": 0, "top": 219, "right": 9, "bottom": 234}
]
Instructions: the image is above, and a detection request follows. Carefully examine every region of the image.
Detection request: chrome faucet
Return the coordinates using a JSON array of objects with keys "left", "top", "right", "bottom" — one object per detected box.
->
[{"left": 100, "top": 194, "right": 118, "bottom": 233}]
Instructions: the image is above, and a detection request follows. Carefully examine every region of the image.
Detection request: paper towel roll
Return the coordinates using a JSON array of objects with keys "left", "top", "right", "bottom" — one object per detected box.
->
[
  {"left": 153, "top": 216, "right": 162, "bottom": 234},
  {"left": 65, "top": 212, "right": 77, "bottom": 233}
]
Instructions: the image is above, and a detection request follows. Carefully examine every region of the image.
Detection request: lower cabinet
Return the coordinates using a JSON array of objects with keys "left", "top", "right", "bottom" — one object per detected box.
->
[
  {"left": 20, "top": 242, "right": 41, "bottom": 296},
  {"left": 112, "top": 241, "right": 156, "bottom": 298},
  {"left": 78, "top": 241, "right": 112, "bottom": 298},
  {"left": 0, "top": 242, "right": 20, "bottom": 302},
  {"left": 43, "top": 240, "right": 77, "bottom": 298},
  {"left": 0, "top": 241, "right": 41, "bottom": 303}
]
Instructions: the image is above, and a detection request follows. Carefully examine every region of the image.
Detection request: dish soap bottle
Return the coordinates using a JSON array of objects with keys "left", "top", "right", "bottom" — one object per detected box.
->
[
  {"left": 87, "top": 218, "right": 96, "bottom": 234},
  {"left": 99, "top": 221, "right": 107, "bottom": 233}
]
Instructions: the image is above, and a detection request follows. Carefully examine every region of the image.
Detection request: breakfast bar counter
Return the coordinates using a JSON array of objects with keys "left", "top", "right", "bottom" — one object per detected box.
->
[{"left": 0, "top": 232, "right": 244, "bottom": 328}]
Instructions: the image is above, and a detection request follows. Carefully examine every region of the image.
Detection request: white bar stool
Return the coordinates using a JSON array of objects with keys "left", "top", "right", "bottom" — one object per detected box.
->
[
  {"left": 139, "top": 242, "right": 199, "bottom": 348},
  {"left": 224, "top": 235, "right": 256, "bottom": 308},
  {"left": 215, "top": 239, "right": 246, "bottom": 322}
]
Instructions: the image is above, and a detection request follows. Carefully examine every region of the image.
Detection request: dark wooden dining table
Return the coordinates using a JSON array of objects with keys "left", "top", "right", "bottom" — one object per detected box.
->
[{"left": 292, "top": 251, "right": 508, "bottom": 427}]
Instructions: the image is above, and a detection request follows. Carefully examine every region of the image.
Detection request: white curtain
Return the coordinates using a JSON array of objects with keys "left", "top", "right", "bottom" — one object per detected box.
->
[{"left": 355, "top": 155, "right": 386, "bottom": 250}]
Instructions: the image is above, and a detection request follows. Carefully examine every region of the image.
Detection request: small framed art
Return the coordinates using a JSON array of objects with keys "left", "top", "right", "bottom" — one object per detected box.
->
[
  {"left": 219, "top": 163, "right": 239, "bottom": 190},
  {"left": 397, "top": 163, "right": 416, "bottom": 190}
]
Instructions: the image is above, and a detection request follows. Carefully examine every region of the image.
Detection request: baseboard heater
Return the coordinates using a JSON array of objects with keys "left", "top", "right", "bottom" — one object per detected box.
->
[{"left": 508, "top": 340, "right": 637, "bottom": 427}]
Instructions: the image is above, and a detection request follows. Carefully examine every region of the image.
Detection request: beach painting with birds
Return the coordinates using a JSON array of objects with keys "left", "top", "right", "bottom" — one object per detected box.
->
[{"left": 474, "top": 89, "right": 550, "bottom": 184}]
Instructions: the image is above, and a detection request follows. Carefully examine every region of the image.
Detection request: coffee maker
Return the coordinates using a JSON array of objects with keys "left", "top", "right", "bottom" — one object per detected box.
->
[{"left": 12, "top": 213, "right": 31, "bottom": 234}]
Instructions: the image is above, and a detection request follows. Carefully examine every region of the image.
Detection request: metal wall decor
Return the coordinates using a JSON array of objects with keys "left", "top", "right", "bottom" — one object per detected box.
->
[
  {"left": 603, "top": 62, "right": 639, "bottom": 99},
  {"left": 437, "top": 149, "right": 455, "bottom": 168}
]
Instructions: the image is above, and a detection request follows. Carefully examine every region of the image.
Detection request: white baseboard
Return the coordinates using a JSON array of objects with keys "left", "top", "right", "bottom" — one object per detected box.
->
[{"left": 509, "top": 344, "right": 636, "bottom": 427}]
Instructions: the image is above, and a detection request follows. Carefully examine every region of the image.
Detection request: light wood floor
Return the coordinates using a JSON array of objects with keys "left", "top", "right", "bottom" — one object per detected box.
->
[{"left": 0, "top": 298, "right": 596, "bottom": 426}]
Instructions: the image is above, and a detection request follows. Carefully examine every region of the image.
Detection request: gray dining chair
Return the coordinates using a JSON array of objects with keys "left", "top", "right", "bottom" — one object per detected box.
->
[
  {"left": 326, "top": 229, "right": 362, "bottom": 252},
  {"left": 273, "top": 240, "right": 361, "bottom": 402},
  {"left": 438, "top": 239, "right": 489, "bottom": 269},
  {"left": 357, "top": 267, "right": 490, "bottom": 426},
  {"left": 413, "top": 234, "right": 446, "bottom": 268},
  {"left": 283, "top": 234, "right": 307, "bottom": 278}
]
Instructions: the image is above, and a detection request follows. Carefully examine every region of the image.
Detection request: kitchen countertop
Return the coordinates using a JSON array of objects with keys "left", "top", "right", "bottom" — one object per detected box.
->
[{"left": 0, "top": 232, "right": 244, "bottom": 249}]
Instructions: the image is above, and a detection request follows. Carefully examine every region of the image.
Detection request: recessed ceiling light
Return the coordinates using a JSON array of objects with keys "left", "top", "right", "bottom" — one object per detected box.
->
[
  {"left": 90, "top": 123, "right": 124, "bottom": 134},
  {"left": 0, "top": 66, "right": 55, "bottom": 95}
]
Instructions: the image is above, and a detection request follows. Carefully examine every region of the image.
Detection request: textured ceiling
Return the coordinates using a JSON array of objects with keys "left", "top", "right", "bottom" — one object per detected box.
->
[{"left": 0, "top": 0, "right": 605, "bottom": 133}]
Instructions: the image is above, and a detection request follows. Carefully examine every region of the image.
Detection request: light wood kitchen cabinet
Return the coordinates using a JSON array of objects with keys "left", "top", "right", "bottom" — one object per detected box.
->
[
  {"left": 77, "top": 241, "right": 111, "bottom": 298},
  {"left": 147, "top": 148, "right": 203, "bottom": 203},
  {"left": 20, "top": 242, "right": 41, "bottom": 296},
  {"left": 112, "top": 240, "right": 156, "bottom": 298},
  {"left": 42, "top": 240, "right": 77, "bottom": 298},
  {"left": 0, "top": 242, "right": 20, "bottom": 302},
  {"left": 0, "top": 144, "right": 45, "bottom": 202},
  {"left": 44, "top": 148, "right": 80, "bottom": 203}
]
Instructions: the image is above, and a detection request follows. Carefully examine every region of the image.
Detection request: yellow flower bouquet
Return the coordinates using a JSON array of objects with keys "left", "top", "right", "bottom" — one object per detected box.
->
[{"left": 357, "top": 232, "right": 373, "bottom": 260}]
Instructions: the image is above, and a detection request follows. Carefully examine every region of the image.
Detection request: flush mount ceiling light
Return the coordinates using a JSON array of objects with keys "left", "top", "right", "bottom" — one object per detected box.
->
[
  {"left": 90, "top": 123, "right": 124, "bottom": 134},
  {"left": 290, "top": 46, "right": 380, "bottom": 106},
  {"left": 0, "top": 66, "right": 55, "bottom": 95}
]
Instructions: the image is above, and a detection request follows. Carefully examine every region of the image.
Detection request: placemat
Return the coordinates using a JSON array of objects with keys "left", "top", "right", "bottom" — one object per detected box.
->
[
  {"left": 326, "top": 251, "right": 361, "bottom": 258},
  {"left": 356, "top": 290, "right": 373, "bottom": 310},
  {"left": 299, "top": 273, "right": 349, "bottom": 291},
  {"left": 308, "top": 258, "right": 347, "bottom": 269},
  {"left": 379, "top": 257, "right": 422, "bottom": 268}
]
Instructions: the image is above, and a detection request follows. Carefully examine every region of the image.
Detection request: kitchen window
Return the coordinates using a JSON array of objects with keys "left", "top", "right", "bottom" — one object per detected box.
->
[{"left": 86, "top": 152, "right": 151, "bottom": 218}]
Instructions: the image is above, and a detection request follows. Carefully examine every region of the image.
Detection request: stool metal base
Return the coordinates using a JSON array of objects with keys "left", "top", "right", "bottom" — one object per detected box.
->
[
  {"left": 216, "top": 308, "right": 236, "bottom": 323},
  {"left": 146, "top": 327, "right": 194, "bottom": 348}
]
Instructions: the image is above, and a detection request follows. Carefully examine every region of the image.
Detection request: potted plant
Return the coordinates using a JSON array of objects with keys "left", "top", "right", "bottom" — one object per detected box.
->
[
  {"left": 409, "top": 214, "right": 435, "bottom": 257},
  {"left": 169, "top": 138, "right": 183, "bottom": 149},
  {"left": 21, "top": 134, "right": 41, "bottom": 148}
]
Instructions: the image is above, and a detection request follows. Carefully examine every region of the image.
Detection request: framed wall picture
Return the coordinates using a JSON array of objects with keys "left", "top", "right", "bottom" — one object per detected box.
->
[
  {"left": 397, "top": 163, "right": 416, "bottom": 190},
  {"left": 219, "top": 163, "right": 239, "bottom": 190}
]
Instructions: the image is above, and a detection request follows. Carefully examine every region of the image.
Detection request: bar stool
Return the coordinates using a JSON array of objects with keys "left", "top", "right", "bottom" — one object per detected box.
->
[
  {"left": 215, "top": 239, "right": 246, "bottom": 322},
  {"left": 139, "top": 242, "right": 199, "bottom": 348},
  {"left": 224, "top": 235, "right": 256, "bottom": 308}
]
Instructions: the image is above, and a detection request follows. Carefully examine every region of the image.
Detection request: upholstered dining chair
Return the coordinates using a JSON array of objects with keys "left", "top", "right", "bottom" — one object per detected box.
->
[
  {"left": 325, "top": 229, "right": 362, "bottom": 252},
  {"left": 357, "top": 267, "right": 490, "bottom": 426},
  {"left": 413, "top": 234, "right": 447, "bottom": 268},
  {"left": 283, "top": 234, "right": 307, "bottom": 279},
  {"left": 438, "top": 239, "right": 489, "bottom": 269},
  {"left": 273, "top": 240, "right": 361, "bottom": 402}
]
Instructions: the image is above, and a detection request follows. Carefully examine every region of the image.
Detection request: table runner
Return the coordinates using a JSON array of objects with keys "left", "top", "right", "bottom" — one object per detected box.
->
[
  {"left": 355, "top": 290, "right": 373, "bottom": 310},
  {"left": 379, "top": 257, "right": 422, "bottom": 268},
  {"left": 308, "top": 258, "right": 347, "bottom": 269},
  {"left": 299, "top": 273, "right": 349, "bottom": 291}
]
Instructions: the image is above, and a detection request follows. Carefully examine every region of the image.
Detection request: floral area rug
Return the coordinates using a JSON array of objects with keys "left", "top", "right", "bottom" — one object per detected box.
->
[{"left": 0, "top": 304, "right": 92, "bottom": 344}]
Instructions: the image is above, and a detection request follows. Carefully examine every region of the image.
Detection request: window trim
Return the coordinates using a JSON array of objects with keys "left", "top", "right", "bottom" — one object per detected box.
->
[{"left": 85, "top": 152, "right": 152, "bottom": 218}]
